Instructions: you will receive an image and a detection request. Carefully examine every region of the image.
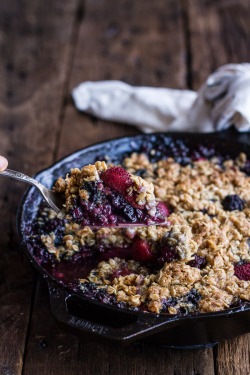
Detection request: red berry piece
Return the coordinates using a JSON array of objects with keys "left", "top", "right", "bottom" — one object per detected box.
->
[
  {"left": 234, "top": 263, "right": 250, "bottom": 281},
  {"left": 131, "top": 238, "right": 154, "bottom": 263},
  {"left": 156, "top": 202, "right": 170, "bottom": 218},
  {"left": 101, "top": 166, "right": 133, "bottom": 195}
]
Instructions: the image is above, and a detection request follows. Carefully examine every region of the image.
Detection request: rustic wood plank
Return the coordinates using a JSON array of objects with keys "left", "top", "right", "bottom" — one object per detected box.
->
[
  {"left": 216, "top": 335, "right": 250, "bottom": 375},
  {"left": 184, "top": 0, "right": 250, "bottom": 373},
  {"left": 22, "top": 279, "right": 84, "bottom": 375},
  {"left": 183, "top": 0, "right": 250, "bottom": 90},
  {"left": 74, "top": 340, "right": 215, "bottom": 375},
  {"left": 0, "top": 0, "right": 80, "bottom": 374}
]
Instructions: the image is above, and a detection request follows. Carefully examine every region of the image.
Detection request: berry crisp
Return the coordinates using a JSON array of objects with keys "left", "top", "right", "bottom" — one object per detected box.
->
[{"left": 26, "top": 148, "right": 250, "bottom": 315}]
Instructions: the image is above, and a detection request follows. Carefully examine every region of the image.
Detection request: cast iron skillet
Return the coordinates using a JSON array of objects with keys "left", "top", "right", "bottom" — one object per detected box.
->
[{"left": 17, "top": 131, "right": 250, "bottom": 347}]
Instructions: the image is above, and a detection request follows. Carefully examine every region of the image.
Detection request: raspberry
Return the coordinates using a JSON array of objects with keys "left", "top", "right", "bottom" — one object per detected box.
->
[
  {"left": 234, "top": 262, "right": 250, "bottom": 281},
  {"left": 131, "top": 239, "right": 154, "bottom": 263},
  {"left": 101, "top": 166, "right": 133, "bottom": 195},
  {"left": 187, "top": 255, "right": 207, "bottom": 269},
  {"left": 222, "top": 195, "right": 244, "bottom": 211}
]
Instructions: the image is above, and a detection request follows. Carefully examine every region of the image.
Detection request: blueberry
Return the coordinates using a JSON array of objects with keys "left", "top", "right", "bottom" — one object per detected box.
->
[
  {"left": 161, "top": 297, "right": 177, "bottom": 312},
  {"left": 185, "top": 288, "right": 201, "bottom": 305},
  {"left": 187, "top": 254, "right": 207, "bottom": 269},
  {"left": 222, "top": 195, "right": 245, "bottom": 211},
  {"left": 54, "top": 233, "right": 63, "bottom": 246},
  {"left": 135, "top": 169, "right": 147, "bottom": 177}
]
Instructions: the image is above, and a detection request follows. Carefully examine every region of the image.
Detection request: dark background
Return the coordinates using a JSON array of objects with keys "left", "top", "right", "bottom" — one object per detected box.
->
[{"left": 0, "top": 0, "right": 249, "bottom": 374}]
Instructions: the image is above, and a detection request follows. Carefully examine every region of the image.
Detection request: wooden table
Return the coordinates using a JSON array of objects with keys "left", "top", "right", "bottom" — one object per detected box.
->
[{"left": 0, "top": 0, "right": 250, "bottom": 374}]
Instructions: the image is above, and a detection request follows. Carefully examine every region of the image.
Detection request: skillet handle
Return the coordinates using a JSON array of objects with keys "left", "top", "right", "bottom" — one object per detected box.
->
[{"left": 47, "top": 281, "right": 179, "bottom": 345}]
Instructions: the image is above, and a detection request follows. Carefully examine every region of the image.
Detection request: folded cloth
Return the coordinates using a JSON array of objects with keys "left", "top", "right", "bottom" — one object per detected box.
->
[{"left": 72, "top": 63, "right": 250, "bottom": 133}]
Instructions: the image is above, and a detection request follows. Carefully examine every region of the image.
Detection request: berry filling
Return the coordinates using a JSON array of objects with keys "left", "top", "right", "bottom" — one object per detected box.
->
[
  {"left": 130, "top": 238, "right": 155, "bottom": 263},
  {"left": 159, "top": 245, "right": 178, "bottom": 264},
  {"left": 26, "top": 142, "right": 250, "bottom": 315}
]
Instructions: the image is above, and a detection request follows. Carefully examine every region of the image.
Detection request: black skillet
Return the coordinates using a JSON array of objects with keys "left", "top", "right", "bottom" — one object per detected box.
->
[{"left": 17, "top": 130, "right": 250, "bottom": 348}]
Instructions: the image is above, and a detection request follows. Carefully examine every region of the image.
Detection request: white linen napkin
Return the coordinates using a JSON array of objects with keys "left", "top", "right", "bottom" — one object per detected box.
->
[{"left": 72, "top": 63, "right": 250, "bottom": 133}]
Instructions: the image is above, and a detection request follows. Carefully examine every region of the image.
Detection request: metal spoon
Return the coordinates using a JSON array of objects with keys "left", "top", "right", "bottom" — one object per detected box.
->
[
  {"left": 0, "top": 157, "right": 65, "bottom": 215},
  {"left": 0, "top": 156, "right": 170, "bottom": 229}
]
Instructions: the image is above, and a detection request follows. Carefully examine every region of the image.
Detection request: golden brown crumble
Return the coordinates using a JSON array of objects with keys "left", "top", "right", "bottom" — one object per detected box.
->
[{"left": 40, "top": 152, "right": 250, "bottom": 314}]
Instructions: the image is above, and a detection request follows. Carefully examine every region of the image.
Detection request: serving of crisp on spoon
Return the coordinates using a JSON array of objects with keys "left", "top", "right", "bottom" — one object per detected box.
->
[{"left": 0, "top": 156, "right": 170, "bottom": 229}]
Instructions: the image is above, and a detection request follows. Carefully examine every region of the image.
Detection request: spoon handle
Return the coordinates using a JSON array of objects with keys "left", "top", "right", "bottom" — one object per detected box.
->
[{"left": 0, "top": 168, "right": 44, "bottom": 190}]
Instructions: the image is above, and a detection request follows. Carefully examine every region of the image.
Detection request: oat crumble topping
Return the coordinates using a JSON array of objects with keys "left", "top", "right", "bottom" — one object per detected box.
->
[{"left": 29, "top": 150, "right": 250, "bottom": 314}]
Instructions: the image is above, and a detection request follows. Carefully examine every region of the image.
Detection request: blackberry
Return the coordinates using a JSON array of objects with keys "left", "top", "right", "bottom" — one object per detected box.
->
[{"left": 222, "top": 194, "right": 244, "bottom": 211}]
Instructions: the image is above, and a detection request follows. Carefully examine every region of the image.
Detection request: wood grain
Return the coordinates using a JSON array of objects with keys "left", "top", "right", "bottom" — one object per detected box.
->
[
  {"left": 183, "top": 0, "right": 250, "bottom": 90},
  {"left": 0, "top": 0, "right": 80, "bottom": 373},
  {"left": 1, "top": 0, "right": 250, "bottom": 374},
  {"left": 216, "top": 335, "right": 250, "bottom": 375}
]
